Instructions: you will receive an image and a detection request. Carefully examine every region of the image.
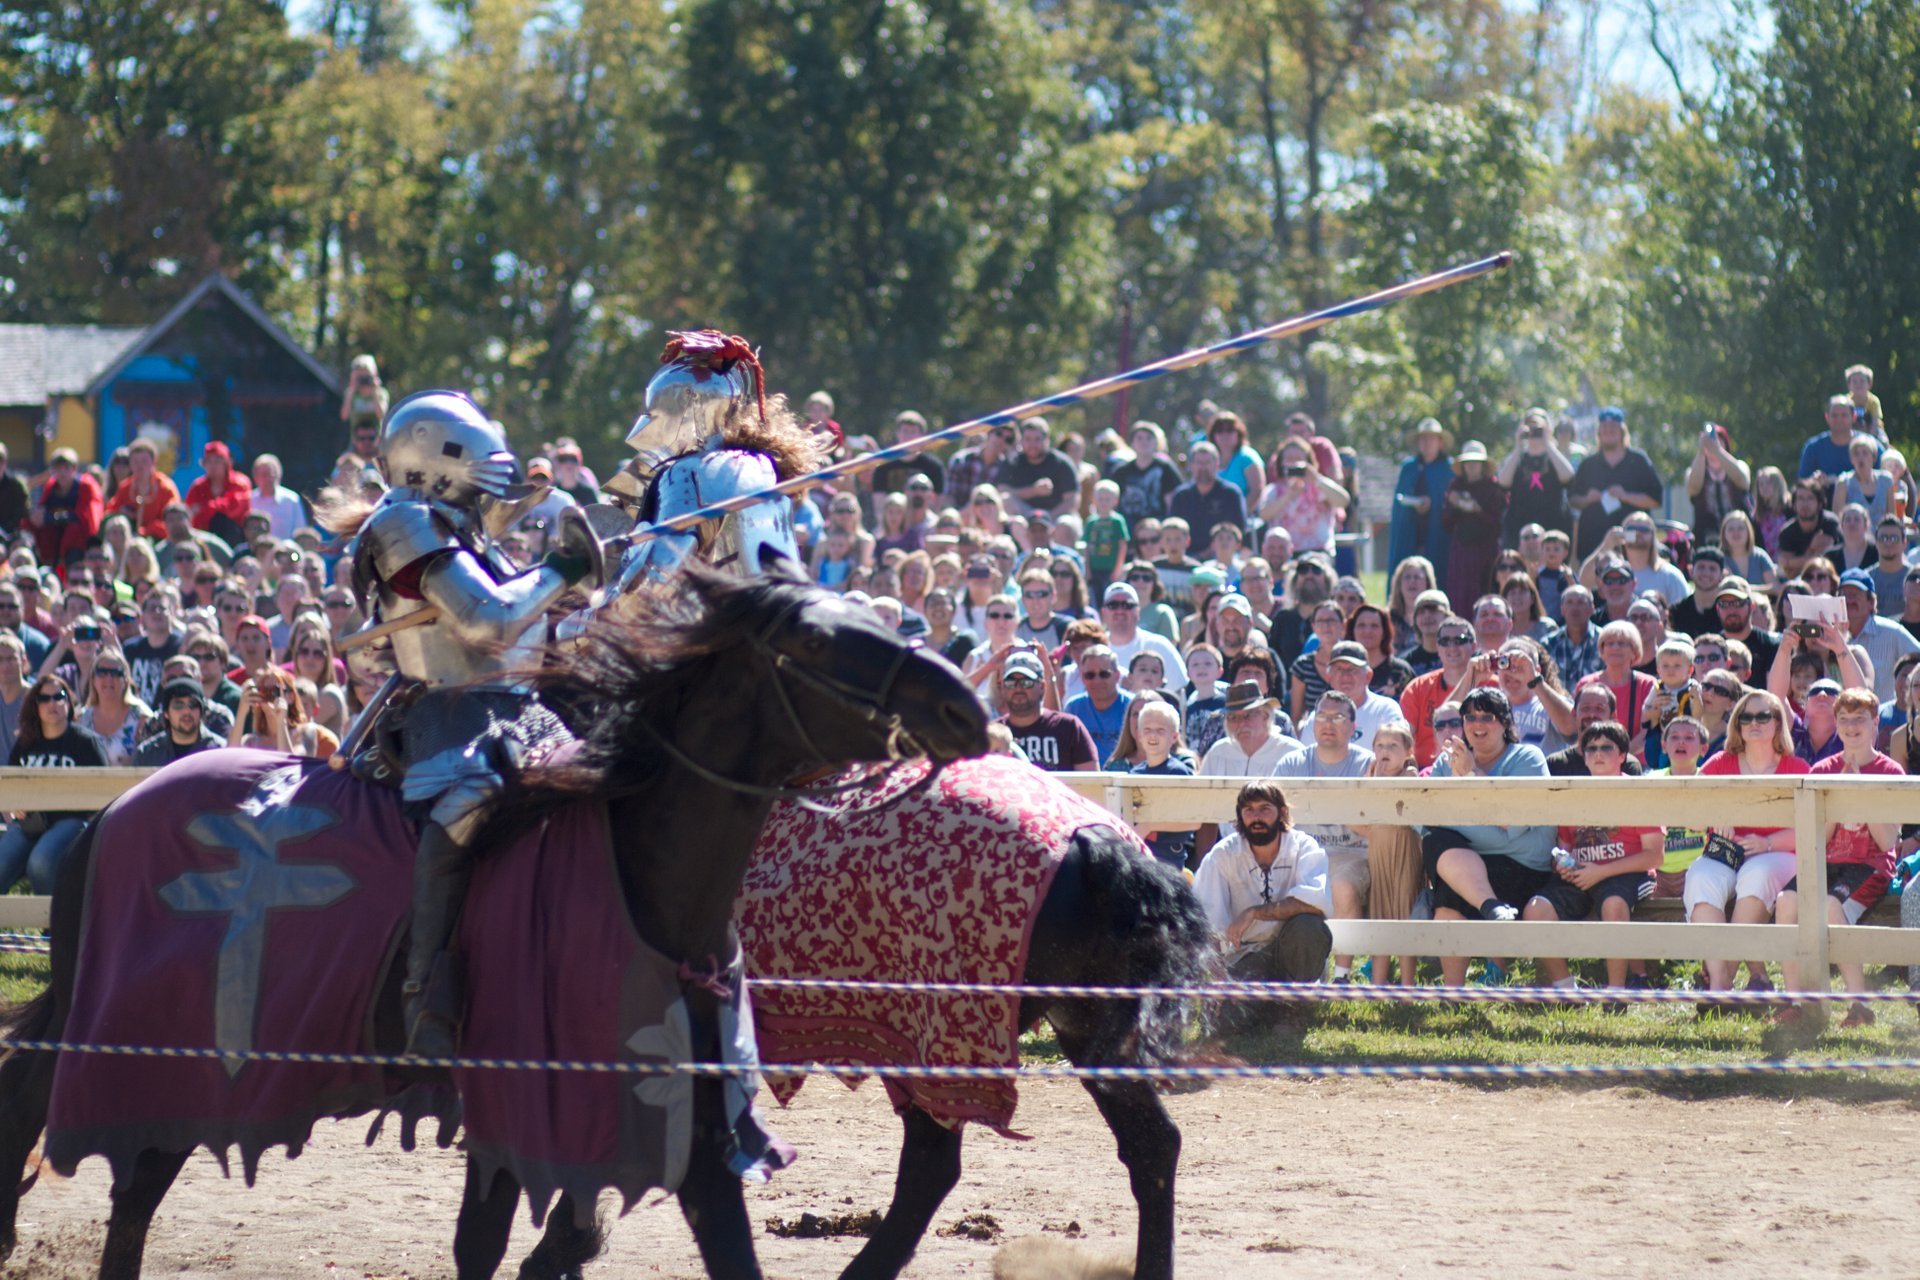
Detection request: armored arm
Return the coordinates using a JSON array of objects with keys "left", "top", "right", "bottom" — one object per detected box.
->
[
  {"left": 612, "top": 447, "right": 797, "bottom": 592},
  {"left": 417, "top": 550, "right": 573, "bottom": 649}
]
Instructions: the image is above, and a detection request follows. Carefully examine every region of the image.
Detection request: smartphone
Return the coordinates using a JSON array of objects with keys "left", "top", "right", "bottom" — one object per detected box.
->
[
  {"left": 1790, "top": 620, "right": 1823, "bottom": 640},
  {"left": 1285, "top": 464, "right": 1307, "bottom": 478}
]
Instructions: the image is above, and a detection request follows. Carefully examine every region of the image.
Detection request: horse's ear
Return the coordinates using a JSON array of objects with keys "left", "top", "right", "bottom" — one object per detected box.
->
[{"left": 759, "top": 546, "right": 808, "bottom": 584}]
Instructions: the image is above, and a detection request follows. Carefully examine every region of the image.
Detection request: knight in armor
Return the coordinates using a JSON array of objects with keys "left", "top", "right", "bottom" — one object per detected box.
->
[
  {"left": 603, "top": 331, "right": 817, "bottom": 590},
  {"left": 341, "top": 391, "right": 607, "bottom": 1057}
]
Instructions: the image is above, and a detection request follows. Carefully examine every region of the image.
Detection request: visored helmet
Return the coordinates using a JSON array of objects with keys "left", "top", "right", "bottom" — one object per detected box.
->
[
  {"left": 380, "top": 391, "right": 515, "bottom": 508},
  {"left": 626, "top": 330, "right": 767, "bottom": 456}
]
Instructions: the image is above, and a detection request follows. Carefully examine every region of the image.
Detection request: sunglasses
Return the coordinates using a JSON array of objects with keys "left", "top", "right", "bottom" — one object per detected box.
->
[
  {"left": 1437, "top": 633, "right": 1474, "bottom": 647},
  {"left": 1432, "top": 716, "right": 1464, "bottom": 731},
  {"left": 1737, "top": 710, "right": 1778, "bottom": 725},
  {"left": 295, "top": 646, "right": 329, "bottom": 658},
  {"left": 1001, "top": 675, "right": 1036, "bottom": 688},
  {"left": 1704, "top": 683, "right": 1739, "bottom": 698},
  {"left": 1461, "top": 711, "right": 1499, "bottom": 725},
  {"left": 36, "top": 691, "right": 68, "bottom": 705},
  {"left": 93, "top": 667, "right": 126, "bottom": 678},
  {"left": 1081, "top": 670, "right": 1117, "bottom": 680},
  {"left": 985, "top": 611, "right": 1016, "bottom": 620},
  {"left": 1582, "top": 741, "right": 1622, "bottom": 754},
  {"left": 1315, "top": 708, "right": 1353, "bottom": 722},
  {"left": 1022, "top": 590, "right": 1051, "bottom": 599},
  {"left": 218, "top": 603, "right": 247, "bottom": 614},
  {"left": 1103, "top": 601, "right": 1137, "bottom": 610}
]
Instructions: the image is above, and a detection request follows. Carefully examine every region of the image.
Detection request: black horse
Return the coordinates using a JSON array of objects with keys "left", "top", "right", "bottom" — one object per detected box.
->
[
  {"left": 485, "top": 765, "right": 1218, "bottom": 1279},
  {"left": 0, "top": 566, "right": 987, "bottom": 1280}
]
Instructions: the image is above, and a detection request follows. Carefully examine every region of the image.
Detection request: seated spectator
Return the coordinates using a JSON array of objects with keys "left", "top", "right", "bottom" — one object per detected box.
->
[
  {"left": 0, "top": 674, "right": 108, "bottom": 894},
  {"left": 1301, "top": 643, "right": 1398, "bottom": 749},
  {"left": 1386, "top": 556, "right": 1438, "bottom": 643},
  {"left": 1401, "top": 613, "right": 1483, "bottom": 766},
  {"left": 1546, "top": 584, "right": 1601, "bottom": 686},
  {"left": 1779, "top": 688, "right": 1902, "bottom": 1027},
  {"left": 1545, "top": 684, "right": 1647, "bottom": 779},
  {"left": 1182, "top": 644, "right": 1227, "bottom": 759},
  {"left": 1400, "top": 588, "right": 1449, "bottom": 678},
  {"left": 1484, "top": 637, "right": 1574, "bottom": 754},
  {"left": 77, "top": 649, "right": 152, "bottom": 766},
  {"left": 1423, "top": 687, "right": 1555, "bottom": 986},
  {"left": 1576, "top": 621, "right": 1656, "bottom": 757},
  {"left": 1098, "top": 581, "right": 1186, "bottom": 690},
  {"left": 1191, "top": 781, "right": 1334, "bottom": 991},
  {"left": 1356, "top": 720, "right": 1422, "bottom": 985},
  {"left": 1194, "top": 681, "right": 1303, "bottom": 854},
  {"left": 1718, "top": 510, "right": 1777, "bottom": 590},
  {"left": 1531, "top": 720, "right": 1663, "bottom": 997},
  {"left": 1064, "top": 645, "right": 1131, "bottom": 764},
  {"left": 1645, "top": 716, "right": 1711, "bottom": 897},
  {"left": 1502, "top": 572, "right": 1558, "bottom": 644},
  {"left": 1580, "top": 511, "right": 1688, "bottom": 609},
  {"left": 1275, "top": 690, "right": 1375, "bottom": 981},
  {"left": 1127, "top": 700, "right": 1196, "bottom": 871},
  {"left": 1834, "top": 436, "right": 1895, "bottom": 524},
  {"left": 184, "top": 441, "right": 253, "bottom": 544},
  {"left": 995, "top": 650, "right": 1095, "bottom": 772},
  {"left": 1683, "top": 689, "right": 1809, "bottom": 998},
  {"left": 133, "top": 677, "right": 225, "bottom": 766},
  {"left": 1641, "top": 638, "right": 1703, "bottom": 768},
  {"left": 1776, "top": 480, "right": 1840, "bottom": 580},
  {"left": 1670, "top": 547, "right": 1728, "bottom": 638}
]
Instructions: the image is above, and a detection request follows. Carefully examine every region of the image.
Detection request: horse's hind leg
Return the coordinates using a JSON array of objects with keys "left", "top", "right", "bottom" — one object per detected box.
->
[
  {"left": 97, "top": 1147, "right": 189, "bottom": 1280},
  {"left": 1078, "top": 1078, "right": 1179, "bottom": 1280},
  {"left": 0, "top": 1000, "right": 58, "bottom": 1261},
  {"left": 517, "top": 1193, "right": 606, "bottom": 1279},
  {"left": 839, "top": 1106, "right": 962, "bottom": 1280},
  {"left": 454, "top": 1156, "right": 519, "bottom": 1279}
]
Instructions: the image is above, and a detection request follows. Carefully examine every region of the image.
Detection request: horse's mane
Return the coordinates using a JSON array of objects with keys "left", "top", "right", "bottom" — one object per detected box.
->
[
  {"left": 476, "top": 565, "right": 803, "bottom": 853},
  {"left": 725, "top": 392, "right": 827, "bottom": 481},
  {"left": 315, "top": 484, "right": 379, "bottom": 539}
]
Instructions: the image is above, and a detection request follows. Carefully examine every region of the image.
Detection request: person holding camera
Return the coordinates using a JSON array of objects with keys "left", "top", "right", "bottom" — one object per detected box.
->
[
  {"left": 227, "top": 667, "right": 337, "bottom": 760},
  {"left": 1576, "top": 511, "right": 1688, "bottom": 609},
  {"left": 340, "top": 354, "right": 390, "bottom": 437},
  {"left": 1257, "top": 438, "right": 1349, "bottom": 556},
  {"left": 1684, "top": 422, "right": 1752, "bottom": 537},
  {"left": 1495, "top": 408, "right": 1574, "bottom": 544},
  {"left": 34, "top": 614, "right": 109, "bottom": 694}
]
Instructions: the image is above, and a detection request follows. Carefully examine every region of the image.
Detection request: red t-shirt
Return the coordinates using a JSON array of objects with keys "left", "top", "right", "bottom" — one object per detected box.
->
[
  {"left": 1574, "top": 669, "right": 1656, "bottom": 745},
  {"left": 1556, "top": 823, "right": 1663, "bottom": 869},
  {"left": 1699, "top": 749, "right": 1811, "bottom": 836},
  {"left": 1810, "top": 751, "right": 1903, "bottom": 868}
]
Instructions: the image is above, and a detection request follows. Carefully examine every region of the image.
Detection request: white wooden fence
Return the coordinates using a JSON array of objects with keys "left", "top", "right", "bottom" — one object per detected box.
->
[{"left": 2, "top": 769, "right": 1916, "bottom": 988}]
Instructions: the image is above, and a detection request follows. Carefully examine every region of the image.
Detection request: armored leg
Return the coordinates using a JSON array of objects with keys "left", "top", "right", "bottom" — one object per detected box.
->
[{"left": 403, "top": 820, "right": 472, "bottom": 1059}]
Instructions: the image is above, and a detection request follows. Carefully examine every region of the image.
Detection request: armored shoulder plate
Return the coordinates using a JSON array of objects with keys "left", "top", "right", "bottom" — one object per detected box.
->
[{"left": 350, "top": 498, "right": 461, "bottom": 597}]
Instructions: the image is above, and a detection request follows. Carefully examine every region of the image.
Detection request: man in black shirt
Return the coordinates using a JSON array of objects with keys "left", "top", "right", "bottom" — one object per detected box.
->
[
  {"left": 1168, "top": 442, "right": 1247, "bottom": 542},
  {"left": 1669, "top": 548, "right": 1727, "bottom": 638},
  {"left": 123, "top": 592, "right": 183, "bottom": 707},
  {"left": 994, "top": 418, "right": 1081, "bottom": 518},
  {"left": 867, "top": 410, "right": 947, "bottom": 509},
  {"left": 1568, "top": 407, "right": 1663, "bottom": 560},
  {"left": 1712, "top": 577, "right": 1779, "bottom": 677},
  {"left": 1775, "top": 479, "right": 1841, "bottom": 580},
  {"left": 1545, "top": 684, "right": 1647, "bottom": 777},
  {"left": 133, "top": 678, "right": 224, "bottom": 766}
]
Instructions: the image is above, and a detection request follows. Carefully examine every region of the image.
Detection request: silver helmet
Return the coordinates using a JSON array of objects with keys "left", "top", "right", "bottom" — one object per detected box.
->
[
  {"left": 625, "top": 330, "right": 766, "bottom": 456},
  {"left": 380, "top": 391, "right": 516, "bottom": 508}
]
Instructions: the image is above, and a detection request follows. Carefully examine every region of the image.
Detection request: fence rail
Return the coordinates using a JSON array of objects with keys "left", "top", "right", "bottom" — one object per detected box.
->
[{"left": 0, "top": 768, "right": 1915, "bottom": 986}]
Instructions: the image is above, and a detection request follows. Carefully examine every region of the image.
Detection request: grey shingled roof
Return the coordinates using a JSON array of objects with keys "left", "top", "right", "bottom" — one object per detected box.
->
[{"left": 0, "top": 324, "right": 148, "bottom": 407}]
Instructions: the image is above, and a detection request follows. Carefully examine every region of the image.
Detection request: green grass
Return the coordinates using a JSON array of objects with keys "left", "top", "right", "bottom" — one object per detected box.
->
[
  {"left": 0, "top": 950, "right": 49, "bottom": 1008},
  {"left": 1020, "top": 959, "right": 1920, "bottom": 1104}
]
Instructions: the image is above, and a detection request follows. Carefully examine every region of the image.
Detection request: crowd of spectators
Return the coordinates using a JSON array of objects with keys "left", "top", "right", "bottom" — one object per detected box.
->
[
  {"left": 2, "top": 354, "right": 1910, "bottom": 1024},
  {"left": 804, "top": 372, "right": 1913, "bottom": 1025}
]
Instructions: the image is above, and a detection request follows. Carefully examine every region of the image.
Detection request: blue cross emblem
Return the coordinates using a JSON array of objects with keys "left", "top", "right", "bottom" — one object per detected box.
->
[{"left": 157, "top": 766, "right": 354, "bottom": 1077}]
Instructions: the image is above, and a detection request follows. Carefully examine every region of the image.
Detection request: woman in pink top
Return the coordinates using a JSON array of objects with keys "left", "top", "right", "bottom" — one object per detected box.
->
[{"left": 1683, "top": 688, "right": 1810, "bottom": 995}]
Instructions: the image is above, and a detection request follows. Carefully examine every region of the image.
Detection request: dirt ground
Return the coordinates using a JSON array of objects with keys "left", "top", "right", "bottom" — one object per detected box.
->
[{"left": 6, "top": 1075, "right": 1915, "bottom": 1278}]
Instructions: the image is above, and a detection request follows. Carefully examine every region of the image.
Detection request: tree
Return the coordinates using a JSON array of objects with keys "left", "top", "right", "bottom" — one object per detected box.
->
[
  {"left": 0, "top": 0, "right": 314, "bottom": 322},
  {"left": 1321, "top": 94, "right": 1592, "bottom": 454},
  {"left": 650, "top": 0, "right": 1110, "bottom": 439},
  {"left": 1621, "top": 0, "right": 1920, "bottom": 462}
]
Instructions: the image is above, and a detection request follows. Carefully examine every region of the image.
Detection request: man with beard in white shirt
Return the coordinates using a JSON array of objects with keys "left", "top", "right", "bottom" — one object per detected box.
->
[
  {"left": 1195, "top": 680, "right": 1303, "bottom": 855},
  {"left": 1192, "top": 780, "right": 1334, "bottom": 1011}
]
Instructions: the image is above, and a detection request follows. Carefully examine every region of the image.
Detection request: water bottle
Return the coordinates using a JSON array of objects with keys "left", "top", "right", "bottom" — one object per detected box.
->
[{"left": 1551, "top": 847, "right": 1578, "bottom": 874}]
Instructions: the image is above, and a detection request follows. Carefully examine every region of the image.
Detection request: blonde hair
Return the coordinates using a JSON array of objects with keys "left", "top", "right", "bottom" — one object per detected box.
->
[
  {"left": 1597, "top": 619, "right": 1644, "bottom": 664},
  {"left": 1725, "top": 689, "right": 1791, "bottom": 761}
]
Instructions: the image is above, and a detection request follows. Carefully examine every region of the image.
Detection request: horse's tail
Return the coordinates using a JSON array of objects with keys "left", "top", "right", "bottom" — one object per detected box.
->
[
  {"left": 0, "top": 990, "right": 53, "bottom": 1070},
  {"left": 1063, "top": 824, "right": 1220, "bottom": 1067}
]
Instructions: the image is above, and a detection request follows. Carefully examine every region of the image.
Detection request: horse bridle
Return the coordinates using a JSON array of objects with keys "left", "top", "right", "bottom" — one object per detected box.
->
[{"left": 635, "top": 593, "right": 944, "bottom": 813}]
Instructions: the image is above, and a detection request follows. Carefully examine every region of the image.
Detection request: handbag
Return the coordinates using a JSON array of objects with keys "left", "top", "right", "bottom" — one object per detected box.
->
[{"left": 1701, "top": 832, "right": 1745, "bottom": 872}]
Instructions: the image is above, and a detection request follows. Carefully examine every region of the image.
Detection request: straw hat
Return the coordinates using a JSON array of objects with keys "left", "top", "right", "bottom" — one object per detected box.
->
[
  {"left": 1455, "top": 440, "right": 1489, "bottom": 464},
  {"left": 1408, "top": 417, "right": 1454, "bottom": 453}
]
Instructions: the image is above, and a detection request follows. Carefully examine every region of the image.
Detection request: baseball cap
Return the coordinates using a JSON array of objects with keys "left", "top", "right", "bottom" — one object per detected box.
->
[
  {"left": 1714, "top": 577, "right": 1751, "bottom": 603},
  {"left": 553, "top": 442, "right": 582, "bottom": 461},
  {"left": 526, "top": 457, "right": 554, "bottom": 480},
  {"left": 1598, "top": 406, "right": 1625, "bottom": 422},
  {"left": 1327, "top": 640, "right": 1371, "bottom": 669},
  {"left": 235, "top": 614, "right": 271, "bottom": 637},
  {"left": 1598, "top": 559, "right": 1633, "bottom": 584},
  {"left": 1839, "top": 568, "right": 1875, "bottom": 594},
  {"left": 1191, "top": 565, "right": 1225, "bottom": 590},
  {"left": 1003, "top": 651, "right": 1044, "bottom": 681},
  {"left": 1103, "top": 582, "right": 1140, "bottom": 606},
  {"left": 202, "top": 441, "right": 232, "bottom": 463},
  {"left": 1217, "top": 593, "right": 1253, "bottom": 618}
]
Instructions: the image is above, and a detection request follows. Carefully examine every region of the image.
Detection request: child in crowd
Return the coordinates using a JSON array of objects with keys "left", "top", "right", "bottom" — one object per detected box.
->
[
  {"left": 1357, "top": 720, "right": 1422, "bottom": 985},
  {"left": 1641, "top": 639, "right": 1702, "bottom": 768},
  {"left": 1535, "top": 530, "right": 1574, "bottom": 620},
  {"left": 1129, "top": 701, "right": 1196, "bottom": 872},
  {"left": 811, "top": 526, "right": 856, "bottom": 591},
  {"left": 1182, "top": 643, "right": 1227, "bottom": 759},
  {"left": 1646, "top": 716, "right": 1709, "bottom": 898}
]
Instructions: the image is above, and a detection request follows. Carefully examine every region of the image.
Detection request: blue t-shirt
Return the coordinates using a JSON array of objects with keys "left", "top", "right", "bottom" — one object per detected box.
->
[
  {"left": 1067, "top": 690, "right": 1133, "bottom": 765},
  {"left": 1131, "top": 755, "right": 1196, "bottom": 868},
  {"left": 1426, "top": 742, "right": 1556, "bottom": 868},
  {"left": 1800, "top": 432, "right": 1879, "bottom": 480}
]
